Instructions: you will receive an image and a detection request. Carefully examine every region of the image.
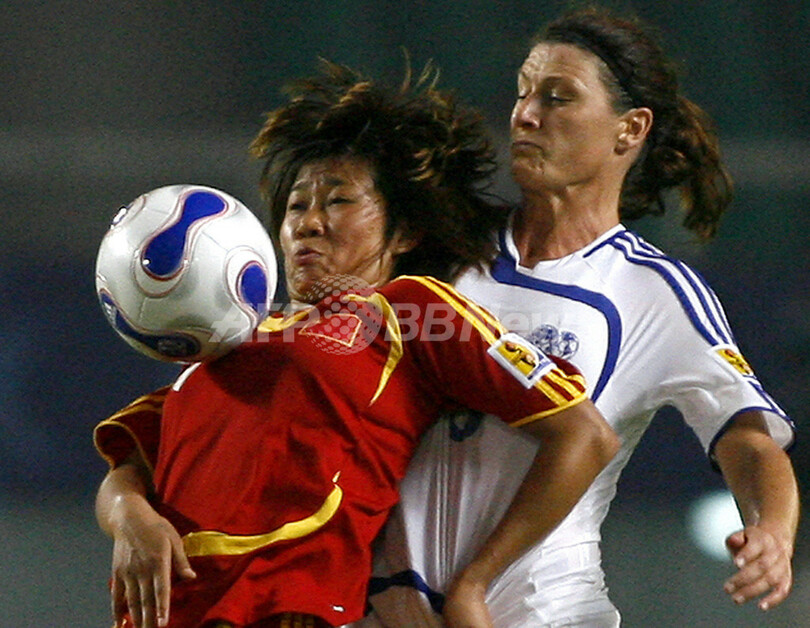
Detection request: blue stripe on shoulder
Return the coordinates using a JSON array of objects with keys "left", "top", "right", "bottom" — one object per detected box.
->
[
  {"left": 491, "top": 230, "right": 621, "bottom": 402},
  {"left": 623, "top": 233, "right": 734, "bottom": 343},
  {"left": 597, "top": 231, "right": 733, "bottom": 346}
]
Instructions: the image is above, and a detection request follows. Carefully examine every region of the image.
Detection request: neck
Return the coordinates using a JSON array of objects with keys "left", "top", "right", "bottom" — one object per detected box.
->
[{"left": 512, "top": 188, "right": 620, "bottom": 267}]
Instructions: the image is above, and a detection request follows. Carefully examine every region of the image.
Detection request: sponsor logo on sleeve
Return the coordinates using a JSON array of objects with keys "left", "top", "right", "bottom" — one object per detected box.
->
[{"left": 487, "top": 332, "right": 555, "bottom": 388}]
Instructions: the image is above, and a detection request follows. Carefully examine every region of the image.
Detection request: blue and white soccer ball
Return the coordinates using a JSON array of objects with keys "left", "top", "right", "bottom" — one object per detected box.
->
[{"left": 95, "top": 184, "right": 278, "bottom": 362}]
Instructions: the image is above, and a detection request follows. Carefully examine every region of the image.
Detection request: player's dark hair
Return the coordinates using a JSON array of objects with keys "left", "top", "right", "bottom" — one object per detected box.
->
[
  {"left": 250, "top": 59, "right": 504, "bottom": 281},
  {"left": 535, "top": 6, "right": 733, "bottom": 240}
]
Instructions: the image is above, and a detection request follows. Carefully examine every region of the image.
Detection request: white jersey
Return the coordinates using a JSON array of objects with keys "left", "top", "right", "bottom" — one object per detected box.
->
[{"left": 359, "top": 224, "right": 794, "bottom": 627}]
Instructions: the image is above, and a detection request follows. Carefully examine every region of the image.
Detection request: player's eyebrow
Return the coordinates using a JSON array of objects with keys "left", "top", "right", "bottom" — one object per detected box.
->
[{"left": 291, "top": 176, "right": 351, "bottom": 192}]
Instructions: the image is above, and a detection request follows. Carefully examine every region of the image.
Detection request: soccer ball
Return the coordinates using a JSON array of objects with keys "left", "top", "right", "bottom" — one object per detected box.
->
[{"left": 95, "top": 184, "right": 278, "bottom": 362}]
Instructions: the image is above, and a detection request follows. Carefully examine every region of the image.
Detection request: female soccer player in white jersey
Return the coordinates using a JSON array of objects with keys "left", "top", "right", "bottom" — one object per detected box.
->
[{"left": 364, "top": 7, "right": 798, "bottom": 627}]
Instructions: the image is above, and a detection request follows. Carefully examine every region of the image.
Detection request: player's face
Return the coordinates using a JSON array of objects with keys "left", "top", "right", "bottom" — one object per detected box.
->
[
  {"left": 280, "top": 156, "right": 412, "bottom": 303},
  {"left": 510, "top": 43, "right": 628, "bottom": 194}
]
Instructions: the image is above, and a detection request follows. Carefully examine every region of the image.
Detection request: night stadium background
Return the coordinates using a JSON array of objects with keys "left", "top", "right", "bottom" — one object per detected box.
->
[{"left": 1, "top": 2, "right": 807, "bottom": 625}]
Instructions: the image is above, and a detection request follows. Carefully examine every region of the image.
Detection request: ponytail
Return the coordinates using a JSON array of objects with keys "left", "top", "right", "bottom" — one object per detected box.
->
[{"left": 622, "top": 95, "right": 733, "bottom": 240}]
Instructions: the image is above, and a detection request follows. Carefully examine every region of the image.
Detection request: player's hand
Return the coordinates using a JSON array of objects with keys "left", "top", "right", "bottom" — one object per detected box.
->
[
  {"left": 723, "top": 525, "right": 793, "bottom": 611},
  {"left": 110, "top": 501, "right": 196, "bottom": 628},
  {"left": 442, "top": 577, "right": 494, "bottom": 628}
]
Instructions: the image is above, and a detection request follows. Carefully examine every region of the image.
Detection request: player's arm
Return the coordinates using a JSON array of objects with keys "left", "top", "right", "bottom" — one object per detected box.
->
[
  {"left": 642, "top": 278, "right": 797, "bottom": 613},
  {"left": 94, "top": 388, "right": 195, "bottom": 628},
  {"left": 713, "top": 410, "right": 799, "bottom": 611},
  {"left": 443, "top": 399, "right": 619, "bottom": 628},
  {"left": 387, "top": 277, "right": 619, "bottom": 626},
  {"left": 96, "top": 450, "right": 196, "bottom": 628}
]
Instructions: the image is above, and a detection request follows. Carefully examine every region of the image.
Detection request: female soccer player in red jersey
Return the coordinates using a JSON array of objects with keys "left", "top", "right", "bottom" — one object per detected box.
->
[{"left": 93, "top": 61, "right": 619, "bottom": 628}]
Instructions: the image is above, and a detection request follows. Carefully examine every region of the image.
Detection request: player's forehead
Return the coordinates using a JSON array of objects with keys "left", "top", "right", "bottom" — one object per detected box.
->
[
  {"left": 518, "top": 42, "right": 604, "bottom": 89},
  {"left": 291, "top": 156, "right": 378, "bottom": 194}
]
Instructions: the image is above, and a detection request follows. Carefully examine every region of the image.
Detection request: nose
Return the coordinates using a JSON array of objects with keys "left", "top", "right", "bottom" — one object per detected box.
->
[
  {"left": 511, "top": 96, "right": 541, "bottom": 130},
  {"left": 293, "top": 201, "right": 326, "bottom": 237}
]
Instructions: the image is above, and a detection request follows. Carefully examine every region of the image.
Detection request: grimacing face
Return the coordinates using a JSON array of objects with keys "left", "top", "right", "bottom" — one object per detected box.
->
[
  {"left": 279, "top": 155, "right": 414, "bottom": 303},
  {"left": 510, "top": 42, "right": 630, "bottom": 194}
]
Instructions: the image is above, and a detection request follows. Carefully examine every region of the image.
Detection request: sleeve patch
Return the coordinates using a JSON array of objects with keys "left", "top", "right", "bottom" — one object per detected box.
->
[
  {"left": 487, "top": 332, "right": 555, "bottom": 388},
  {"left": 712, "top": 344, "right": 755, "bottom": 378}
]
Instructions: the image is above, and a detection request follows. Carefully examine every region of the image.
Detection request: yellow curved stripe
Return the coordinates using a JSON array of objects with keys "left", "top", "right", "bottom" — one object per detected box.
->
[
  {"left": 107, "top": 390, "right": 167, "bottom": 422},
  {"left": 343, "top": 292, "right": 403, "bottom": 405},
  {"left": 106, "top": 401, "right": 163, "bottom": 423},
  {"left": 509, "top": 395, "right": 586, "bottom": 428},
  {"left": 182, "top": 474, "right": 343, "bottom": 557},
  {"left": 401, "top": 277, "right": 585, "bottom": 402},
  {"left": 257, "top": 308, "right": 314, "bottom": 333},
  {"left": 532, "top": 377, "right": 569, "bottom": 406}
]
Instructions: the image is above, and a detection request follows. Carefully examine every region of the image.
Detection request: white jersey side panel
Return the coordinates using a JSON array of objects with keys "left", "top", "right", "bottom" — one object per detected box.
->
[{"left": 362, "top": 225, "right": 794, "bottom": 627}]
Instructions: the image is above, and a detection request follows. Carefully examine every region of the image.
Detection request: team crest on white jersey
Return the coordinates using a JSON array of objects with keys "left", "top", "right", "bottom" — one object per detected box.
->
[
  {"left": 527, "top": 324, "right": 580, "bottom": 360},
  {"left": 487, "top": 332, "right": 555, "bottom": 388}
]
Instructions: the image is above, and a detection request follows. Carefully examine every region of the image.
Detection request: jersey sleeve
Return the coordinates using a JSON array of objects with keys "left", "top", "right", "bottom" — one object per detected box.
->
[
  {"left": 93, "top": 387, "right": 168, "bottom": 471},
  {"left": 384, "top": 276, "right": 588, "bottom": 426},
  {"left": 627, "top": 267, "right": 795, "bottom": 456}
]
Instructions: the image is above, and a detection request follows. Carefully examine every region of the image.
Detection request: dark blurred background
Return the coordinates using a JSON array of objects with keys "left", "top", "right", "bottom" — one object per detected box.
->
[{"left": 1, "top": 1, "right": 807, "bottom": 625}]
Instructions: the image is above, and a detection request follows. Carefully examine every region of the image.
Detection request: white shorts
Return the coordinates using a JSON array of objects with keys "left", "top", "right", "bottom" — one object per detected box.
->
[{"left": 360, "top": 542, "right": 620, "bottom": 627}]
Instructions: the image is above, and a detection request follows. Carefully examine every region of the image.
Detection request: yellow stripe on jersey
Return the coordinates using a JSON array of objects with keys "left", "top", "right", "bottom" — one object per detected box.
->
[
  {"left": 419, "top": 276, "right": 507, "bottom": 335},
  {"left": 182, "top": 472, "right": 343, "bottom": 557},
  {"left": 509, "top": 396, "right": 584, "bottom": 428},
  {"left": 95, "top": 389, "right": 167, "bottom": 472},
  {"left": 531, "top": 377, "right": 570, "bottom": 407},
  {"left": 344, "top": 292, "right": 404, "bottom": 405},
  {"left": 545, "top": 369, "right": 587, "bottom": 399},
  {"left": 257, "top": 308, "right": 315, "bottom": 333},
  {"left": 403, "top": 276, "right": 586, "bottom": 403},
  {"left": 399, "top": 276, "right": 505, "bottom": 345},
  {"left": 105, "top": 391, "right": 167, "bottom": 423}
]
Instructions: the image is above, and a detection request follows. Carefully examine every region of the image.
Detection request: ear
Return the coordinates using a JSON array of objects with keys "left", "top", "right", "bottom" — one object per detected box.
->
[
  {"left": 389, "top": 226, "right": 422, "bottom": 256},
  {"left": 615, "top": 107, "right": 653, "bottom": 155}
]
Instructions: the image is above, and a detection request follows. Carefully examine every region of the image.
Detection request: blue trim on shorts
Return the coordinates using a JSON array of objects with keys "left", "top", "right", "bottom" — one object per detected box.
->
[
  {"left": 449, "top": 411, "right": 483, "bottom": 442},
  {"left": 368, "top": 569, "right": 445, "bottom": 614}
]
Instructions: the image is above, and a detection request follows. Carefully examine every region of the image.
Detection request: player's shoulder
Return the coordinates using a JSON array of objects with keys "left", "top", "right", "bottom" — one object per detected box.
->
[
  {"left": 381, "top": 275, "right": 474, "bottom": 305},
  {"left": 380, "top": 275, "right": 504, "bottom": 332},
  {"left": 588, "top": 228, "right": 716, "bottom": 302},
  {"left": 589, "top": 228, "right": 739, "bottom": 345}
]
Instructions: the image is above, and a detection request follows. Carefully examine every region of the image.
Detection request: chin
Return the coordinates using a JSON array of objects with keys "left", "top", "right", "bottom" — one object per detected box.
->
[
  {"left": 285, "top": 273, "right": 319, "bottom": 303},
  {"left": 511, "top": 162, "right": 545, "bottom": 189}
]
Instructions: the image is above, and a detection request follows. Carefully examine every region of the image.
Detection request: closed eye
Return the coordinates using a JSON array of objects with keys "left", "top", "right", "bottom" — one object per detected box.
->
[
  {"left": 328, "top": 197, "right": 353, "bottom": 205},
  {"left": 544, "top": 93, "right": 571, "bottom": 106},
  {"left": 287, "top": 199, "right": 308, "bottom": 212}
]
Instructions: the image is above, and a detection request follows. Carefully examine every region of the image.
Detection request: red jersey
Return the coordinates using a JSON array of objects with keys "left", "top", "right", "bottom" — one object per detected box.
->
[{"left": 95, "top": 276, "right": 587, "bottom": 627}]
